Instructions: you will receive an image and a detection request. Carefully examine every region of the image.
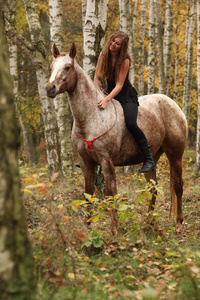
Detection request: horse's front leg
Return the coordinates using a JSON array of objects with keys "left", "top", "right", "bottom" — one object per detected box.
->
[
  {"left": 78, "top": 156, "right": 96, "bottom": 223},
  {"left": 101, "top": 158, "right": 118, "bottom": 235},
  {"left": 78, "top": 156, "right": 96, "bottom": 194}
]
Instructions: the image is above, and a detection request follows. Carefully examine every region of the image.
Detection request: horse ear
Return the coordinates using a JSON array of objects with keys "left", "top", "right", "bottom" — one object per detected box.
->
[
  {"left": 69, "top": 43, "right": 76, "bottom": 59},
  {"left": 53, "top": 44, "right": 60, "bottom": 58}
]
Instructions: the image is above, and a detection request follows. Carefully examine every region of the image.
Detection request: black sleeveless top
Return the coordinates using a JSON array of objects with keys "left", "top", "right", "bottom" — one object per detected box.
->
[{"left": 105, "top": 56, "right": 139, "bottom": 106}]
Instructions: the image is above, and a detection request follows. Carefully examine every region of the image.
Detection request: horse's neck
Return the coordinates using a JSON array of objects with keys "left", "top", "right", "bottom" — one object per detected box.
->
[{"left": 69, "top": 63, "right": 102, "bottom": 126}]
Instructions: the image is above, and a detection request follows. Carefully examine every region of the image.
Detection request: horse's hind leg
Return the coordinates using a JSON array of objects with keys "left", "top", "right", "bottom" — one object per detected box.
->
[{"left": 168, "top": 156, "right": 184, "bottom": 224}]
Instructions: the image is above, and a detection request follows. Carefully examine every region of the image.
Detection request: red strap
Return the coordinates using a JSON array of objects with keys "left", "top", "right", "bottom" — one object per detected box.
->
[{"left": 74, "top": 100, "right": 117, "bottom": 151}]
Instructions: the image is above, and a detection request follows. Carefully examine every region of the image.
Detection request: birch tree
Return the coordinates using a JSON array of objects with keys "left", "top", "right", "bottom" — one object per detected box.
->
[
  {"left": 49, "top": 0, "right": 74, "bottom": 174},
  {"left": 83, "top": 0, "right": 109, "bottom": 76},
  {"left": 0, "top": 9, "right": 36, "bottom": 298},
  {"left": 130, "top": 0, "right": 139, "bottom": 85},
  {"left": 163, "top": 0, "right": 173, "bottom": 95},
  {"left": 173, "top": 0, "right": 181, "bottom": 102},
  {"left": 138, "top": 0, "right": 146, "bottom": 96},
  {"left": 155, "top": 0, "right": 165, "bottom": 94},
  {"left": 8, "top": 0, "right": 60, "bottom": 175},
  {"left": 119, "top": 0, "right": 133, "bottom": 66},
  {"left": 119, "top": 0, "right": 134, "bottom": 81},
  {"left": 22, "top": 0, "right": 60, "bottom": 174},
  {"left": 196, "top": 0, "right": 200, "bottom": 175},
  {"left": 8, "top": 0, "right": 37, "bottom": 164},
  {"left": 182, "top": 0, "right": 196, "bottom": 122},
  {"left": 119, "top": 0, "right": 129, "bottom": 32},
  {"left": 148, "top": 0, "right": 155, "bottom": 94}
]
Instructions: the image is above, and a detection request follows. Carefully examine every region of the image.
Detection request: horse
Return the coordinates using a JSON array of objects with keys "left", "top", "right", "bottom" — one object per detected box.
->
[{"left": 46, "top": 43, "right": 187, "bottom": 234}]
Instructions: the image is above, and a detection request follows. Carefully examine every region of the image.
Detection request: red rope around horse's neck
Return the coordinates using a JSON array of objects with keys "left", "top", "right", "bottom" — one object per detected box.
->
[{"left": 74, "top": 100, "right": 117, "bottom": 151}]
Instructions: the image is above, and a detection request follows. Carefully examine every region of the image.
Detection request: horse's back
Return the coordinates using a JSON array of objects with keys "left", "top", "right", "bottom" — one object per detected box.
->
[{"left": 138, "top": 94, "right": 187, "bottom": 155}]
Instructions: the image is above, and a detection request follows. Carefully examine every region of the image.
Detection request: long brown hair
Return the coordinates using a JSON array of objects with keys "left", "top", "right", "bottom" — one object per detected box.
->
[{"left": 97, "top": 31, "right": 130, "bottom": 81}]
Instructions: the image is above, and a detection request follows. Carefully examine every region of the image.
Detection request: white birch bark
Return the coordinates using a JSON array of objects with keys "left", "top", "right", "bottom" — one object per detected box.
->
[
  {"left": 7, "top": 0, "right": 18, "bottom": 112},
  {"left": 173, "top": 0, "right": 181, "bottom": 103},
  {"left": 148, "top": 0, "right": 155, "bottom": 94},
  {"left": 49, "top": 0, "right": 64, "bottom": 49},
  {"left": 163, "top": 0, "right": 173, "bottom": 95},
  {"left": 130, "top": 0, "right": 139, "bottom": 85},
  {"left": 49, "top": 0, "right": 74, "bottom": 174},
  {"left": 7, "top": 26, "right": 18, "bottom": 104},
  {"left": 119, "top": 0, "right": 130, "bottom": 32},
  {"left": 138, "top": 0, "right": 146, "bottom": 96},
  {"left": 196, "top": 0, "right": 200, "bottom": 175},
  {"left": 182, "top": 0, "right": 196, "bottom": 122},
  {"left": 22, "top": 0, "right": 60, "bottom": 174},
  {"left": 119, "top": 0, "right": 134, "bottom": 83},
  {"left": 83, "top": 0, "right": 109, "bottom": 76},
  {"left": 8, "top": 0, "right": 37, "bottom": 164},
  {"left": 155, "top": 0, "right": 165, "bottom": 94}
]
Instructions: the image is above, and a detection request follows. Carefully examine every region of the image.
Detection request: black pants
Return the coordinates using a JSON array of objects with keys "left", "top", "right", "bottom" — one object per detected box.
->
[{"left": 120, "top": 101, "right": 146, "bottom": 142}]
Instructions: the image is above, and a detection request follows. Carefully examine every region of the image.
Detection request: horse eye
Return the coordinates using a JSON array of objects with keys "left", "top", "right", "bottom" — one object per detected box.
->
[{"left": 65, "top": 66, "right": 70, "bottom": 71}]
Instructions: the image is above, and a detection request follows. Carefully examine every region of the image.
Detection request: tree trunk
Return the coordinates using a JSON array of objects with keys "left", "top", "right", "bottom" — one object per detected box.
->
[
  {"left": 138, "top": 0, "right": 146, "bottom": 96},
  {"left": 49, "top": 0, "right": 74, "bottom": 175},
  {"left": 182, "top": 0, "right": 196, "bottom": 123},
  {"left": 8, "top": 0, "right": 37, "bottom": 164},
  {"left": 83, "top": 0, "right": 109, "bottom": 196},
  {"left": 155, "top": 0, "right": 165, "bottom": 94},
  {"left": 173, "top": 0, "right": 181, "bottom": 103},
  {"left": 119, "top": 0, "right": 131, "bottom": 33},
  {"left": 83, "top": 0, "right": 109, "bottom": 77},
  {"left": 196, "top": 0, "right": 200, "bottom": 175},
  {"left": 0, "top": 9, "right": 36, "bottom": 299},
  {"left": 130, "top": 0, "right": 139, "bottom": 86},
  {"left": 163, "top": 0, "right": 173, "bottom": 95},
  {"left": 148, "top": 0, "right": 155, "bottom": 94},
  {"left": 22, "top": 0, "right": 60, "bottom": 175}
]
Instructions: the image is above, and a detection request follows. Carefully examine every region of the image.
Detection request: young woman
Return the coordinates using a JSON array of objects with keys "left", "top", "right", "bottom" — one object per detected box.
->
[{"left": 94, "top": 31, "right": 155, "bottom": 172}]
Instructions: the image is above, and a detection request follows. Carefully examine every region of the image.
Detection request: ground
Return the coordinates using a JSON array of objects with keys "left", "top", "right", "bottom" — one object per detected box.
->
[{"left": 20, "top": 148, "right": 200, "bottom": 300}]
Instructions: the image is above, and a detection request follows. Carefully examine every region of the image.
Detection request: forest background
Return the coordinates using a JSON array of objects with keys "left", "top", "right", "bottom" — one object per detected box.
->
[
  {"left": 1, "top": 0, "right": 200, "bottom": 299},
  {"left": 4, "top": 0, "right": 200, "bottom": 176}
]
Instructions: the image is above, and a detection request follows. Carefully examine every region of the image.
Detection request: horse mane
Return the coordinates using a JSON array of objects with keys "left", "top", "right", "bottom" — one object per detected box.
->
[{"left": 74, "top": 59, "right": 103, "bottom": 98}]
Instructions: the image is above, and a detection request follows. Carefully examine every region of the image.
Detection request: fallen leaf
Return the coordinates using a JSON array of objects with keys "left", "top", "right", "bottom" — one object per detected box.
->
[
  {"left": 62, "top": 216, "right": 70, "bottom": 222},
  {"left": 51, "top": 172, "right": 60, "bottom": 182}
]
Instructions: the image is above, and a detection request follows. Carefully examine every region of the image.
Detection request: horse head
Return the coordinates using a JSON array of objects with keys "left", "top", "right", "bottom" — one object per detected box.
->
[{"left": 46, "top": 43, "right": 77, "bottom": 98}]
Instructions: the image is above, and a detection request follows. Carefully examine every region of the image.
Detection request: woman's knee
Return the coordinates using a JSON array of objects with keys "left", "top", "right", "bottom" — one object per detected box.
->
[{"left": 126, "top": 122, "right": 145, "bottom": 141}]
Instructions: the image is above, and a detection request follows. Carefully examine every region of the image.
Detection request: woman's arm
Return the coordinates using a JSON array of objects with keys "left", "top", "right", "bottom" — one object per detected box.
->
[{"left": 98, "top": 58, "right": 129, "bottom": 109}]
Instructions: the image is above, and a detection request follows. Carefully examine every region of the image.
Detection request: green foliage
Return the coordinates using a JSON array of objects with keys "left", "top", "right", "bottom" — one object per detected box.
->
[
  {"left": 19, "top": 150, "right": 200, "bottom": 300},
  {"left": 16, "top": 0, "right": 29, "bottom": 34},
  {"left": 81, "top": 231, "right": 104, "bottom": 250}
]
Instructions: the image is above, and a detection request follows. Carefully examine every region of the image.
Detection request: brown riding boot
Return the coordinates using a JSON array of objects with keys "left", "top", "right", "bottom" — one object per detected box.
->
[{"left": 137, "top": 139, "right": 156, "bottom": 172}]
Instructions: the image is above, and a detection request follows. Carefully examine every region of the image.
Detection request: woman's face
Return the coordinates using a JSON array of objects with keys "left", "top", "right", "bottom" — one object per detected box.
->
[{"left": 109, "top": 37, "right": 123, "bottom": 54}]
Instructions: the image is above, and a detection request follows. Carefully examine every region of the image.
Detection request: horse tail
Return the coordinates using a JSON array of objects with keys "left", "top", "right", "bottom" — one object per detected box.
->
[{"left": 170, "top": 170, "right": 177, "bottom": 220}]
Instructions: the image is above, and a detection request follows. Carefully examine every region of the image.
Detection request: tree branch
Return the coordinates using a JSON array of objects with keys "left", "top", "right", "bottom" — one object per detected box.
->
[{"left": 5, "top": 18, "right": 35, "bottom": 57}]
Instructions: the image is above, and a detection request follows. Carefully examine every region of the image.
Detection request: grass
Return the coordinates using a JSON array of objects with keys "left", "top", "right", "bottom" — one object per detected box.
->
[{"left": 20, "top": 149, "right": 200, "bottom": 300}]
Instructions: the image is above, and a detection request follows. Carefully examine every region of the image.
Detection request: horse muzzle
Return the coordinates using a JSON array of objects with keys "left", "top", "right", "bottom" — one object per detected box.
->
[{"left": 46, "top": 83, "right": 57, "bottom": 98}]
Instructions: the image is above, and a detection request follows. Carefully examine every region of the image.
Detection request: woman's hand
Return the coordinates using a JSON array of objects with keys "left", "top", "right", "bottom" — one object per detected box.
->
[{"left": 98, "top": 97, "right": 109, "bottom": 109}]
